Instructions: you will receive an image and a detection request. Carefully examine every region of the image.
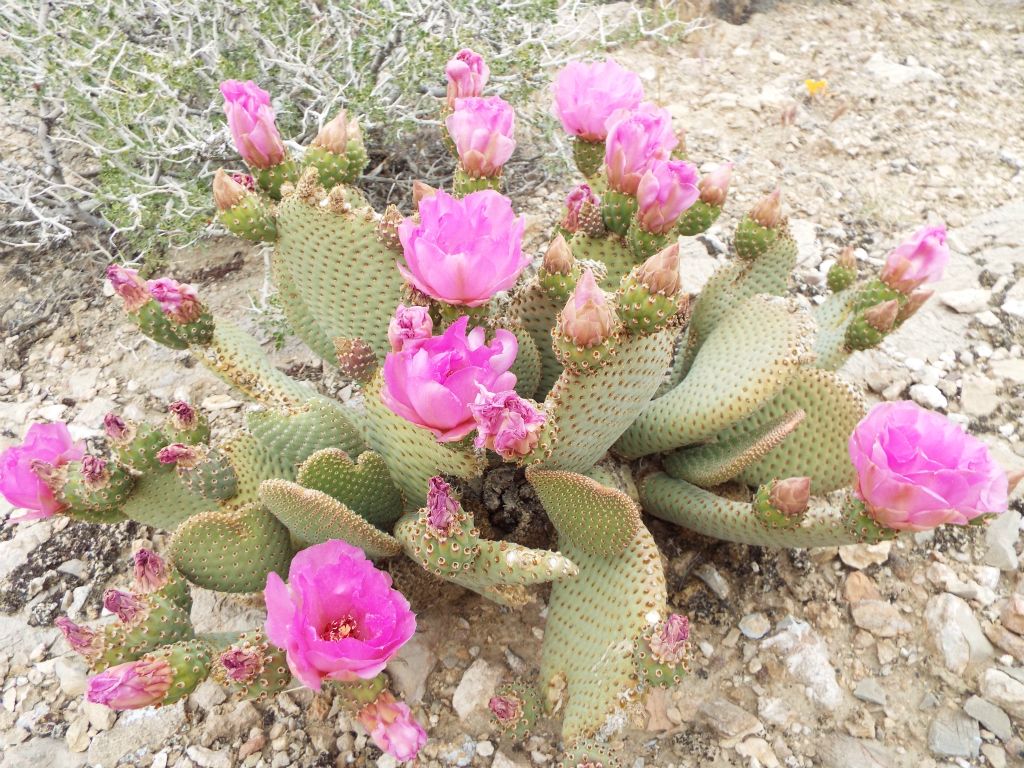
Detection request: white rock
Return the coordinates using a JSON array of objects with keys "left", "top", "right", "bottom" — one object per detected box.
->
[
  {"left": 838, "top": 541, "right": 891, "bottom": 569},
  {"left": 924, "top": 593, "right": 994, "bottom": 673},
  {"left": 1002, "top": 298, "right": 1024, "bottom": 318},
  {"left": 960, "top": 374, "right": 1001, "bottom": 417},
  {"left": 909, "top": 383, "right": 947, "bottom": 409},
  {"left": 762, "top": 618, "right": 843, "bottom": 710},
  {"left": 186, "top": 746, "right": 233, "bottom": 768},
  {"left": 739, "top": 613, "right": 771, "bottom": 640},
  {"left": 984, "top": 510, "right": 1020, "bottom": 571},
  {"left": 939, "top": 288, "right": 990, "bottom": 314},
  {"left": 865, "top": 52, "right": 942, "bottom": 86},
  {"left": 991, "top": 358, "right": 1024, "bottom": 384},
  {"left": 389, "top": 634, "right": 436, "bottom": 705},
  {"left": 67, "top": 367, "right": 100, "bottom": 400},
  {"left": 452, "top": 659, "right": 502, "bottom": 722},
  {"left": 980, "top": 668, "right": 1024, "bottom": 719}
]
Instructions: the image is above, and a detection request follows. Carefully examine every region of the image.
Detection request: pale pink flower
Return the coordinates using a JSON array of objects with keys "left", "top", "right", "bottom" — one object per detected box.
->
[
  {"left": 558, "top": 269, "right": 615, "bottom": 347},
  {"left": 146, "top": 278, "right": 203, "bottom": 324},
  {"left": 387, "top": 304, "right": 433, "bottom": 352},
  {"left": 635, "top": 159, "right": 700, "bottom": 234},
  {"left": 445, "top": 48, "right": 489, "bottom": 107},
  {"left": 133, "top": 549, "right": 170, "bottom": 593},
  {"left": 604, "top": 104, "right": 678, "bottom": 195},
  {"left": 445, "top": 96, "right": 516, "bottom": 178},
  {"left": 552, "top": 59, "right": 644, "bottom": 141},
  {"left": 0, "top": 423, "right": 85, "bottom": 522},
  {"left": 879, "top": 224, "right": 949, "bottom": 293},
  {"left": 107, "top": 265, "right": 151, "bottom": 312},
  {"left": 56, "top": 617, "right": 101, "bottom": 660},
  {"left": 104, "top": 589, "right": 143, "bottom": 623},
  {"left": 357, "top": 691, "right": 427, "bottom": 762},
  {"left": 220, "top": 80, "right": 286, "bottom": 168},
  {"left": 426, "top": 477, "right": 461, "bottom": 537}
]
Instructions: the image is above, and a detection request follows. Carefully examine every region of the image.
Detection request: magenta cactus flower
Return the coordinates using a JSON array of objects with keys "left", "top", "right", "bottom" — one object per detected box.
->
[
  {"left": 445, "top": 96, "right": 516, "bottom": 178},
  {"left": 106, "top": 265, "right": 151, "bottom": 312},
  {"left": 0, "top": 422, "right": 85, "bottom": 522},
  {"left": 87, "top": 659, "right": 172, "bottom": 710},
  {"left": 849, "top": 401, "right": 1008, "bottom": 532},
  {"left": 879, "top": 224, "right": 949, "bottom": 293},
  {"left": 387, "top": 304, "right": 433, "bottom": 352},
  {"left": 264, "top": 539, "right": 416, "bottom": 690},
  {"left": 356, "top": 691, "right": 427, "bottom": 762},
  {"left": 470, "top": 388, "right": 547, "bottom": 459},
  {"left": 561, "top": 183, "right": 599, "bottom": 232},
  {"left": 219, "top": 80, "right": 286, "bottom": 169},
  {"left": 397, "top": 189, "right": 527, "bottom": 307},
  {"left": 551, "top": 59, "right": 644, "bottom": 141},
  {"left": 146, "top": 278, "right": 203, "bottom": 324},
  {"left": 635, "top": 159, "right": 700, "bottom": 234},
  {"left": 382, "top": 316, "right": 518, "bottom": 442},
  {"left": 604, "top": 104, "right": 678, "bottom": 195},
  {"left": 445, "top": 48, "right": 489, "bottom": 107}
]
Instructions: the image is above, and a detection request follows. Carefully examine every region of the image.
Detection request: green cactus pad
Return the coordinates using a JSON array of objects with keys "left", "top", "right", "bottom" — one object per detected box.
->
[
  {"left": 506, "top": 277, "right": 567, "bottom": 399},
  {"left": 552, "top": 328, "right": 621, "bottom": 376},
  {"left": 120, "top": 470, "right": 218, "bottom": 530},
  {"left": 538, "top": 266, "right": 581, "bottom": 302},
  {"left": 452, "top": 167, "right": 501, "bottom": 196},
  {"left": 600, "top": 190, "right": 637, "bottom": 238},
  {"left": 65, "top": 506, "right": 130, "bottom": 524},
  {"left": 569, "top": 233, "right": 634, "bottom": 291},
  {"left": 572, "top": 138, "right": 605, "bottom": 178},
  {"left": 209, "top": 629, "right": 292, "bottom": 701},
  {"left": 676, "top": 200, "right": 721, "bottom": 237},
  {"left": 472, "top": 539, "right": 578, "bottom": 587},
  {"left": 491, "top": 681, "right": 542, "bottom": 740},
  {"left": 844, "top": 313, "right": 888, "bottom": 351},
  {"left": 274, "top": 190, "right": 405, "bottom": 360},
  {"left": 199, "top": 319, "right": 315, "bottom": 407},
  {"left": 253, "top": 157, "right": 299, "bottom": 200},
  {"left": 169, "top": 502, "right": 294, "bottom": 593},
  {"left": 641, "top": 473, "right": 895, "bottom": 547},
  {"left": 260, "top": 479, "right": 402, "bottom": 558},
  {"left": 507, "top": 323, "right": 542, "bottom": 400},
  {"left": 358, "top": 374, "right": 484, "bottom": 507},
  {"left": 247, "top": 398, "right": 366, "bottom": 475},
  {"left": 634, "top": 638, "right": 688, "bottom": 689},
  {"left": 558, "top": 739, "right": 622, "bottom": 768},
  {"left": 616, "top": 273, "right": 682, "bottom": 336},
  {"left": 94, "top": 592, "right": 196, "bottom": 671},
  {"left": 296, "top": 449, "right": 403, "bottom": 531},
  {"left": 132, "top": 301, "right": 190, "bottom": 350},
  {"left": 531, "top": 327, "right": 675, "bottom": 472},
  {"left": 625, "top": 220, "right": 672, "bottom": 262},
  {"left": 111, "top": 423, "right": 171, "bottom": 473},
  {"left": 527, "top": 468, "right": 640, "bottom": 556},
  {"left": 148, "top": 638, "right": 215, "bottom": 706},
  {"left": 167, "top": 311, "right": 216, "bottom": 347},
  {"left": 303, "top": 145, "right": 358, "bottom": 190},
  {"left": 717, "top": 366, "right": 865, "bottom": 492},
  {"left": 662, "top": 409, "right": 805, "bottom": 487},
  {"left": 176, "top": 448, "right": 238, "bottom": 501},
  {"left": 826, "top": 262, "right": 857, "bottom": 292},
  {"left": 58, "top": 461, "right": 135, "bottom": 514},
  {"left": 217, "top": 194, "right": 278, "bottom": 242},
  {"left": 164, "top": 410, "right": 210, "bottom": 445},
  {"left": 616, "top": 295, "right": 813, "bottom": 458},
  {"left": 812, "top": 289, "right": 857, "bottom": 371},
  {"left": 540, "top": 516, "right": 666, "bottom": 741},
  {"left": 734, "top": 214, "right": 779, "bottom": 261},
  {"left": 394, "top": 508, "right": 480, "bottom": 575}
]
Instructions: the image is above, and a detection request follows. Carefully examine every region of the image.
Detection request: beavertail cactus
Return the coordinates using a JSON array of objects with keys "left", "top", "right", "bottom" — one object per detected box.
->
[{"left": 2, "top": 50, "right": 1014, "bottom": 765}]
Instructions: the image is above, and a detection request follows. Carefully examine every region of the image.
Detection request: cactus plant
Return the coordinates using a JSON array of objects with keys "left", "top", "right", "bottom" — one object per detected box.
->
[{"left": 1, "top": 50, "right": 1014, "bottom": 765}]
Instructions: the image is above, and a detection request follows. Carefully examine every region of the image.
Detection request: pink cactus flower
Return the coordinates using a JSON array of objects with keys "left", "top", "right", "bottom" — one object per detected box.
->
[
  {"left": 445, "top": 96, "right": 516, "bottom": 178},
  {"left": 879, "top": 224, "right": 949, "bottom": 293},
  {"left": 133, "top": 549, "right": 169, "bottom": 593},
  {"left": 357, "top": 691, "right": 427, "bottom": 763},
  {"left": 470, "top": 388, "right": 547, "bottom": 459},
  {"left": 382, "top": 316, "right": 518, "bottom": 442},
  {"left": 849, "top": 401, "right": 1008, "bottom": 532},
  {"left": 156, "top": 443, "right": 201, "bottom": 468},
  {"left": 106, "top": 265, "right": 151, "bottom": 312},
  {"left": 0, "top": 423, "right": 85, "bottom": 522},
  {"left": 264, "top": 539, "right": 416, "bottom": 690},
  {"left": 218, "top": 646, "right": 263, "bottom": 682},
  {"left": 56, "top": 617, "right": 101, "bottom": 659},
  {"left": 561, "top": 183, "right": 599, "bottom": 232},
  {"left": 552, "top": 59, "right": 645, "bottom": 141},
  {"left": 86, "top": 658, "right": 172, "bottom": 710},
  {"left": 387, "top": 304, "right": 433, "bottom": 352},
  {"left": 604, "top": 104, "right": 679, "bottom": 195},
  {"left": 219, "top": 80, "right": 286, "bottom": 169},
  {"left": 397, "top": 189, "right": 527, "bottom": 307},
  {"left": 635, "top": 159, "right": 700, "bottom": 234},
  {"left": 445, "top": 48, "right": 490, "bottom": 107},
  {"left": 168, "top": 401, "right": 199, "bottom": 431},
  {"left": 146, "top": 278, "right": 203, "bottom": 324}
]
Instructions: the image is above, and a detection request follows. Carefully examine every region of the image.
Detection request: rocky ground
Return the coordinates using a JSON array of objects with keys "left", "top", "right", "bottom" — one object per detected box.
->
[{"left": 2, "top": 1, "right": 1024, "bottom": 767}]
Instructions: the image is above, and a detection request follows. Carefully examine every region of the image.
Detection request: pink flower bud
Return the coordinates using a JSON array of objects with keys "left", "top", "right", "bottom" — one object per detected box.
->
[
  {"left": 836, "top": 246, "right": 856, "bottom": 271},
  {"left": 604, "top": 104, "right": 678, "bottom": 195},
  {"left": 146, "top": 278, "right": 202, "bottom": 324},
  {"left": 769, "top": 477, "right": 811, "bottom": 516},
  {"left": 56, "top": 617, "right": 100, "bottom": 659},
  {"left": 445, "top": 96, "right": 516, "bottom": 179},
  {"left": 445, "top": 48, "right": 490, "bottom": 108},
  {"left": 387, "top": 304, "right": 433, "bottom": 352},
  {"left": 218, "top": 646, "right": 263, "bottom": 682},
  {"left": 0, "top": 422, "right": 85, "bottom": 522},
  {"left": 470, "top": 388, "right": 547, "bottom": 460},
  {"left": 488, "top": 694, "right": 523, "bottom": 725},
  {"left": 698, "top": 163, "right": 733, "bottom": 207},
  {"left": 104, "top": 589, "right": 144, "bottom": 623},
  {"left": 635, "top": 243, "right": 681, "bottom": 296},
  {"left": 636, "top": 159, "right": 700, "bottom": 234},
  {"left": 87, "top": 659, "right": 173, "bottom": 710},
  {"left": 103, "top": 413, "right": 131, "bottom": 442},
  {"left": 220, "top": 80, "right": 286, "bottom": 169},
  {"left": 863, "top": 299, "right": 900, "bottom": 333},
  {"left": 107, "top": 265, "right": 151, "bottom": 312},
  {"left": 879, "top": 224, "right": 949, "bottom": 293},
  {"left": 213, "top": 168, "right": 248, "bottom": 211},
  {"left": 356, "top": 691, "right": 427, "bottom": 762},
  {"left": 649, "top": 613, "right": 690, "bottom": 664},
  {"left": 310, "top": 109, "right": 350, "bottom": 155},
  {"left": 426, "top": 477, "right": 461, "bottom": 537},
  {"left": 849, "top": 401, "right": 1008, "bottom": 531},
  {"left": 561, "top": 183, "right": 600, "bottom": 233},
  {"left": 552, "top": 59, "right": 644, "bottom": 141},
  {"left": 133, "top": 549, "right": 169, "bottom": 593},
  {"left": 897, "top": 289, "right": 933, "bottom": 323},
  {"left": 156, "top": 443, "right": 201, "bottom": 469},
  {"left": 543, "top": 235, "right": 575, "bottom": 276},
  {"left": 749, "top": 187, "right": 783, "bottom": 229},
  {"left": 412, "top": 180, "right": 437, "bottom": 206},
  {"left": 559, "top": 269, "right": 615, "bottom": 347}
]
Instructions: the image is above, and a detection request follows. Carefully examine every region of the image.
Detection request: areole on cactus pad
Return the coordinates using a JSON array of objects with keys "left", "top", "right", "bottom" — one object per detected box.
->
[{"left": 0, "top": 47, "right": 1017, "bottom": 767}]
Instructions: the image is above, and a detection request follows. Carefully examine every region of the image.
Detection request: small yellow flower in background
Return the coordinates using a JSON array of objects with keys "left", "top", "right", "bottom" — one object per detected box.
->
[{"left": 805, "top": 79, "right": 828, "bottom": 98}]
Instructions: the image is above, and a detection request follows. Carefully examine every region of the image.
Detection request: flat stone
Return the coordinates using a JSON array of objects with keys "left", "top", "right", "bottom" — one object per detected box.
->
[
  {"left": 838, "top": 542, "right": 891, "bottom": 570},
  {"left": 83, "top": 701, "right": 117, "bottom": 731},
  {"left": 0, "top": 738, "right": 88, "bottom": 768},
  {"left": 981, "top": 743, "right": 1007, "bottom": 768},
  {"left": 984, "top": 510, "right": 1021, "bottom": 571},
  {"left": 87, "top": 702, "right": 187, "bottom": 767},
  {"left": 695, "top": 563, "right": 730, "bottom": 600},
  {"left": 924, "top": 593, "right": 994, "bottom": 673},
  {"left": 939, "top": 288, "right": 990, "bottom": 314},
  {"left": 452, "top": 658, "right": 502, "bottom": 722},
  {"left": 927, "top": 708, "right": 980, "bottom": 757},
  {"left": 850, "top": 600, "right": 912, "bottom": 638},
  {"left": 1001, "top": 593, "right": 1024, "bottom": 635},
  {"left": 991, "top": 358, "right": 1024, "bottom": 385},
  {"left": 697, "top": 698, "right": 763, "bottom": 746},
  {"left": 189, "top": 679, "right": 227, "bottom": 711},
  {"left": 738, "top": 613, "right": 770, "bottom": 640},
  {"left": 818, "top": 735, "right": 894, "bottom": 768},
  {"left": 54, "top": 655, "right": 89, "bottom": 696},
  {"left": 853, "top": 678, "right": 887, "bottom": 706},
  {"left": 389, "top": 634, "right": 436, "bottom": 705},
  {"left": 678, "top": 239, "right": 721, "bottom": 295},
  {"left": 199, "top": 701, "right": 261, "bottom": 744},
  {"left": 963, "top": 696, "right": 1012, "bottom": 741},
  {"left": 981, "top": 668, "right": 1024, "bottom": 719},
  {"left": 985, "top": 623, "right": 1024, "bottom": 662},
  {"left": 909, "top": 383, "right": 947, "bottom": 409},
  {"left": 735, "top": 737, "right": 780, "bottom": 768},
  {"left": 186, "top": 746, "right": 233, "bottom": 768},
  {"left": 761, "top": 618, "right": 842, "bottom": 710},
  {"left": 960, "top": 374, "right": 1002, "bottom": 417},
  {"left": 844, "top": 572, "right": 882, "bottom": 603},
  {"left": 67, "top": 367, "right": 100, "bottom": 400}
]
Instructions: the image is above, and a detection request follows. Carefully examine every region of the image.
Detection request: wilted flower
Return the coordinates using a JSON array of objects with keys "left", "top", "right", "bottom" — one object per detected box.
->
[
  {"left": 649, "top": 614, "right": 690, "bottom": 665},
  {"left": 552, "top": 59, "right": 644, "bottom": 141},
  {"left": 104, "top": 589, "right": 143, "bottom": 623},
  {"left": 107, "top": 265, "right": 151, "bottom": 312},
  {"left": 86, "top": 658, "right": 172, "bottom": 710},
  {"left": 561, "top": 183, "right": 600, "bottom": 232},
  {"left": 0, "top": 423, "right": 85, "bottom": 522},
  {"left": 146, "top": 278, "right": 202, "bottom": 324},
  {"left": 470, "top": 388, "right": 547, "bottom": 459},
  {"left": 56, "top": 617, "right": 100, "bottom": 659},
  {"left": 133, "top": 549, "right": 170, "bottom": 593}
]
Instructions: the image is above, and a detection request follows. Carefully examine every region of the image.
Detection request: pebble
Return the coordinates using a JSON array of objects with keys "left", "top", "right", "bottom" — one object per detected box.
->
[
  {"left": 939, "top": 288, "right": 990, "bottom": 314},
  {"left": 984, "top": 510, "right": 1020, "bottom": 571},
  {"left": 389, "top": 635, "right": 437, "bottom": 705},
  {"left": 695, "top": 563, "right": 731, "bottom": 600},
  {"left": 963, "top": 695, "right": 1012, "bottom": 741},
  {"left": 924, "top": 593, "right": 994, "bottom": 673},
  {"left": 1001, "top": 593, "right": 1024, "bottom": 635},
  {"left": 451, "top": 659, "right": 502, "bottom": 722},
  {"left": 960, "top": 374, "right": 1002, "bottom": 417},
  {"left": 186, "top": 745, "right": 233, "bottom": 768},
  {"left": 844, "top": 572, "right": 882, "bottom": 603},
  {"left": 697, "top": 698, "right": 763, "bottom": 746},
  {"left": 981, "top": 743, "right": 1008, "bottom": 768},
  {"left": 736, "top": 737, "right": 780, "bottom": 767},
  {"left": 927, "top": 708, "right": 980, "bottom": 758},
  {"left": 739, "top": 613, "right": 771, "bottom": 640},
  {"left": 853, "top": 678, "right": 887, "bottom": 706},
  {"left": 838, "top": 542, "right": 891, "bottom": 570},
  {"left": 909, "top": 383, "right": 947, "bottom": 409},
  {"left": 761, "top": 618, "right": 842, "bottom": 710},
  {"left": 980, "top": 668, "right": 1024, "bottom": 718},
  {"left": 850, "top": 600, "right": 912, "bottom": 638}
]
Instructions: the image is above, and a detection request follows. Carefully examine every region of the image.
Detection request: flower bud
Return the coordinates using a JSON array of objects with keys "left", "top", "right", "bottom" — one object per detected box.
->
[
  {"left": 376, "top": 205, "right": 404, "bottom": 250},
  {"left": 445, "top": 48, "right": 490, "bottom": 108},
  {"left": 146, "top": 278, "right": 203, "bottom": 324},
  {"left": 769, "top": 476, "right": 811, "bottom": 516},
  {"left": 649, "top": 614, "right": 690, "bottom": 665},
  {"left": 104, "top": 589, "right": 144, "bottom": 623},
  {"left": 426, "top": 477, "right": 461, "bottom": 538},
  {"left": 635, "top": 242, "right": 681, "bottom": 296},
  {"left": 698, "top": 163, "right": 732, "bottom": 207},
  {"left": 87, "top": 658, "right": 173, "bottom": 710},
  {"left": 412, "top": 180, "right": 437, "bottom": 207},
  {"left": 559, "top": 269, "right": 615, "bottom": 347},
  {"left": 213, "top": 168, "right": 248, "bottom": 211},
  {"left": 107, "top": 265, "right": 151, "bottom": 312},
  {"left": 543, "top": 235, "right": 575, "bottom": 276},
  {"left": 561, "top": 184, "right": 599, "bottom": 233},
  {"left": 863, "top": 299, "right": 900, "bottom": 333},
  {"left": 880, "top": 224, "right": 948, "bottom": 293},
  {"left": 311, "top": 109, "right": 350, "bottom": 155},
  {"left": 356, "top": 691, "right": 427, "bottom": 762},
  {"left": 749, "top": 187, "right": 783, "bottom": 229},
  {"left": 897, "top": 288, "right": 933, "bottom": 324}
]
